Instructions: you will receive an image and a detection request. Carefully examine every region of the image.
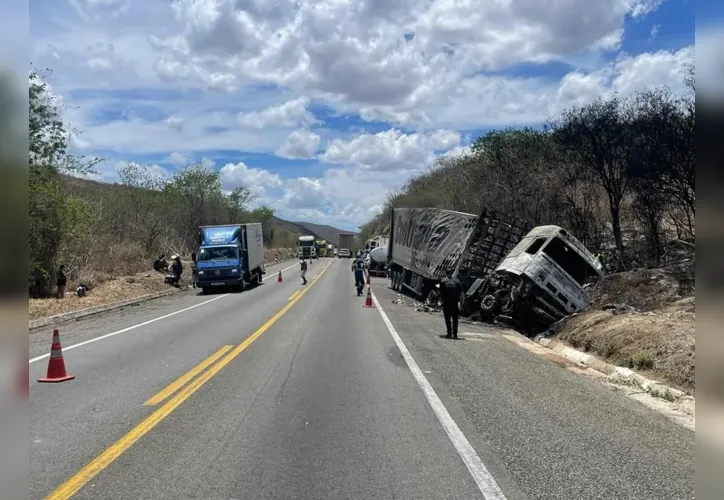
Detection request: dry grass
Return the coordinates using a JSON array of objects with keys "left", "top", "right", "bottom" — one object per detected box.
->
[
  {"left": 30, "top": 247, "right": 298, "bottom": 321},
  {"left": 553, "top": 260, "right": 696, "bottom": 393},
  {"left": 29, "top": 271, "right": 174, "bottom": 320}
]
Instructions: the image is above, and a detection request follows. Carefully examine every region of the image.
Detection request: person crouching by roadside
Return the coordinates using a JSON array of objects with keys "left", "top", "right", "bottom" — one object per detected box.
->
[
  {"left": 56, "top": 265, "right": 67, "bottom": 299},
  {"left": 153, "top": 254, "right": 168, "bottom": 274},
  {"left": 170, "top": 255, "right": 183, "bottom": 287}
]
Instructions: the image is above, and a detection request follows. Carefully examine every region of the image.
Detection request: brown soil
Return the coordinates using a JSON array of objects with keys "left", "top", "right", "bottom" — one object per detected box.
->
[
  {"left": 29, "top": 248, "right": 297, "bottom": 321},
  {"left": 553, "top": 259, "right": 696, "bottom": 393}
]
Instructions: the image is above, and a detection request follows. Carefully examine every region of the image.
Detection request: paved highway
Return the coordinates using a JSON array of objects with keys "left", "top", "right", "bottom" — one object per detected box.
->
[{"left": 29, "top": 258, "right": 694, "bottom": 500}]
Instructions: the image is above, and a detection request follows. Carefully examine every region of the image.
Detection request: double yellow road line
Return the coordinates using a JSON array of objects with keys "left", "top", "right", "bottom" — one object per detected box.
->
[{"left": 46, "top": 260, "right": 333, "bottom": 500}]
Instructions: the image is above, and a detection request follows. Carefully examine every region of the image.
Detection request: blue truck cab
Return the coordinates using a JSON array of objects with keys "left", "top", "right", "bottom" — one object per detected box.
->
[{"left": 196, "top": 223, "right": 266, "bottom": 294}]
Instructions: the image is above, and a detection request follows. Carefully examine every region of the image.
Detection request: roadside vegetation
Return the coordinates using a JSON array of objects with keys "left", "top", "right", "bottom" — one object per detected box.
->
[
  {"left": 361, "top": 68, "right": 695, "bottom": 392},
  {"left": 29, "top": 68, "right": 300, "bottom": 313}
]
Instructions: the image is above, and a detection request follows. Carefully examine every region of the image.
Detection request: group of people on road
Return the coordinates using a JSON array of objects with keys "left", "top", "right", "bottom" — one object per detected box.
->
[{"left": 298, "top": 250, "right": 463, "bottom": 339}]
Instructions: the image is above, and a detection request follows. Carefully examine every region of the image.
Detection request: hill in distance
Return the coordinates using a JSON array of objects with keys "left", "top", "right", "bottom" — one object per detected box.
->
[{"left": 59, "top": 174, "right": 355, "bottom": 244}]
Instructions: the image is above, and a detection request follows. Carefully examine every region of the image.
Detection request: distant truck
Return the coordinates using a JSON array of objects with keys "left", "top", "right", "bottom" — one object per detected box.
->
[
  {"left": 196, "top": 223, "right": 266, "bottom": 294},
  {"left": 365, "top": 235, "right": 389, "bottom": 252},
  {"left": 338, "top": 234, "right": 355, "bottom": 258},
  {"left": 298, "top": 235, "right": 317, "bottom": 259},
  {"left": 366, "top": 246, "right": 388, "bottom": 277},
  {"left": 387, "top": 208, "right": 604, "bottom": 333},
  {"left": 315, "top": 239, "right": 327, "bottom": 258}
]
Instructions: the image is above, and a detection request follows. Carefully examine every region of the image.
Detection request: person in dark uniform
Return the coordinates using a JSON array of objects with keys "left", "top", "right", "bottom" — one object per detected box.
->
[
  {"left": 352, "top": 256, "right": 365, "bottom": 295},
  {"left": 439, "top": 271, "right": 465, "bottom": 339},
  {"left": 300, "top": 259, "right": 308, "bottom": 285}
]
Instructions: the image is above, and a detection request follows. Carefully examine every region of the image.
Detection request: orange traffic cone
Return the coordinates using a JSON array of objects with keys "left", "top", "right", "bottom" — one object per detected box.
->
[
  {"left": 38, "top": 329, "right": 75, "bottom": 383},
  {"left": 363, "top": 286, "right": 374, "bottom": 308},
  {"left": 277, "top": 270, "right": 283, "bottom": 283}
]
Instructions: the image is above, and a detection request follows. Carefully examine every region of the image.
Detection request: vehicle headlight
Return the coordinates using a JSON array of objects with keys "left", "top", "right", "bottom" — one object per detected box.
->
[
  {"left": 198, "top": 271, "right": 204, "bottom": 275},
  {"left": 231, "top": 268, "right": 238, "bottom": 273}
]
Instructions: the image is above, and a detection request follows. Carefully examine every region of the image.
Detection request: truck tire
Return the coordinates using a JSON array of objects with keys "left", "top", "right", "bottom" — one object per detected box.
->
[
  {"left": 200, "top": 287, "right": 209, "bottom": 295},
  {"left": 393, "top": 272, "right": 402, "bottom": 291},
  {"left": 238, "top": 280, "right": 246, "bottom": 293},
  {"left": 480, "top": 294, "right": 497, "bottom": 314},
  {"left": 250, "top": 271, "right": 260, "bottom": 287}
]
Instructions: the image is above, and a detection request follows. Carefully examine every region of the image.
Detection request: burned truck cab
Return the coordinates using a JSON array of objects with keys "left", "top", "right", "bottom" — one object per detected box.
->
[{"left": 471, "top": 225, "right": 604, "bottom": 330}]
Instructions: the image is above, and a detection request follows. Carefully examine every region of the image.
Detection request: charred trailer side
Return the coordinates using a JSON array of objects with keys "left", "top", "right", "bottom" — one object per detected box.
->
[{"left": 387, "top": 208, "right": 483, "bottom": 300}]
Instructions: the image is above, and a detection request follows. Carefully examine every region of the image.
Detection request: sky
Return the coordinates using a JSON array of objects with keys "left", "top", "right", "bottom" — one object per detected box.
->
[{"left": 28, "top": 0, "right": 699, "bottom": 231}]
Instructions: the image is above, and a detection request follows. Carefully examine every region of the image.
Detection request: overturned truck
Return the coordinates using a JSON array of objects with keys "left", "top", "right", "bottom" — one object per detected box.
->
[{"left": 387, "top": 208, "right": 604, "bottom": 334}]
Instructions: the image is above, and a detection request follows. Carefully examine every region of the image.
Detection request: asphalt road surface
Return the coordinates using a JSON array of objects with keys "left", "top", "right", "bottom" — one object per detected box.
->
[{"left": 29, "top": 258, "right": 695, "bottom": 500}]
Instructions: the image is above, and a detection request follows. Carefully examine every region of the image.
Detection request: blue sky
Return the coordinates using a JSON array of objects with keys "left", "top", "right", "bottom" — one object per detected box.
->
[{"left": 29, "top": 0, "right": 696, "bottom": 231}]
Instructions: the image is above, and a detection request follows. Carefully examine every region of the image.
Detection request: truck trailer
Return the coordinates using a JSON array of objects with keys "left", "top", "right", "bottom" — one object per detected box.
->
[
  {"left": 387, "top": 208, "right": 603, "bottom": 334},
  {"left": 338, "top": 234, "right": 355, "bottom": 258},
  {"left": 196, "top": 223, "right": 266, "bottom": 294}
]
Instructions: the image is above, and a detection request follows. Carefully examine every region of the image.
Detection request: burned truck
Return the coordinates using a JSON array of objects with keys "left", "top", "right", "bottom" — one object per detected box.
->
[{"left": 387, "top": 208, "right": 604, "bottom": 333}]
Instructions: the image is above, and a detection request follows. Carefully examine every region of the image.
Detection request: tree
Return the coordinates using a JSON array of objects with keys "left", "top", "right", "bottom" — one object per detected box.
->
[
  {"left": 551, "top": 96, "right": 634, "bottom": 253},
  {"left": 164, "top": 164, "right": 225, "bottom": 249},
  {"left": 116, "top": 163, "right": 169, "bottom": 254},
  {"left": 225, "top": 186, "right": 255, "bottom": 223}
]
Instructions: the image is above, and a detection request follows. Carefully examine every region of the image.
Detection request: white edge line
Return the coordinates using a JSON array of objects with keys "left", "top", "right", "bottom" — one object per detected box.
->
[
  {"left": 29, "top": 262, "right": 299, "bottom": 364},
  {"left": 371, "top": 289, "right": 508, "bottom": 500}
]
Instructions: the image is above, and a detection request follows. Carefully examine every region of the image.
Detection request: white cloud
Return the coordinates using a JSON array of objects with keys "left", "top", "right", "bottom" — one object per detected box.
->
[
  {"left": 320, "top": 129, "right": 461, "bottom": 171},
  {"left": 275, "top": 129, "right": 321, "bottom": 159},
  {"left": 167, "top": 151, "right": 190, "bottom": 167},
  {"left": 219, "top": 161, "right": 283, "bottom": 202},
  {"left": 29, "top": 0, "right": 693, "bottom": 230},
  {"left": 237, "top": 96, "right": 315, "bottom": 129}
]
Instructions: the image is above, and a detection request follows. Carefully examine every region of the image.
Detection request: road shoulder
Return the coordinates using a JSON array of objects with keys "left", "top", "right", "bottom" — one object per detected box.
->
[{"left": 372, "top": 279, "right": 695, "bottom": 500}]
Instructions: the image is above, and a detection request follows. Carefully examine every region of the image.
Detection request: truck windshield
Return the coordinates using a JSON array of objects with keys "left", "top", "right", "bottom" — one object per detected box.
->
[
  {"left": 198, "top": 247, "right": 238, "bottom": 261},
  {"left": 299, "top": 241, "right": 314, "bottom": 247},
  {"left": 542, "top": 237, "right": 601, "bottom": 287}
]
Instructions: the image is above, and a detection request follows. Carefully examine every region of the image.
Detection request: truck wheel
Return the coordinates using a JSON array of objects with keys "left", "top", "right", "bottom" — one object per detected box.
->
[
  {"left": 238, "top": 280, "right": 246, "bottom": 293},
  {"left": 251, "top": 272, "right": 260, "bottom": 287},
  {"left": 200, "top": 287, "right": 208, "bottom": 295},
  {"left": 480, "top": 294, "right": 497, "bottom": 314}
]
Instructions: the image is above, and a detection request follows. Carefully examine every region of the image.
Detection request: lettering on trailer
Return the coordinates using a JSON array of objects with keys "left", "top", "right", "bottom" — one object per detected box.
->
[{"left": 206, "top": 228, "right": 239, "bottom": 245}]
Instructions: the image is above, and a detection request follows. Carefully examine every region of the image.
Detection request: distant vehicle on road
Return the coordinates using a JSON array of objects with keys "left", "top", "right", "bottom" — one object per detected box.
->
[
  {"left": 338, "top": 248, "right": 351, "bottom": 258},
  {"left": 298, "top": 235, "right": 317, "bottom": 259},
  {"left": 196, "top": 223, "right": 266, "bottom": 294},
  {"left": 338, "top": 234, "right": 355, "bottom": 258}
]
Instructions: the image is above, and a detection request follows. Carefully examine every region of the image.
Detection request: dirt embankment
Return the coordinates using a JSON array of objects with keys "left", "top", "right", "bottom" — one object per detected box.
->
[
  {"left": 29, "top": 248, "right": 298, "bottom": 321},
  {"left": 550, "top": 259, "right": 695, "bottom": 393}
]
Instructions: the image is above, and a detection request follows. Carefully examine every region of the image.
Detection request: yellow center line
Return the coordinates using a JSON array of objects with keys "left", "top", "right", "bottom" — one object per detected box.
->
[
  {"left": 144, "top": 345, "right": 234, "bottom": 406},
  {"left": 287, "top": 290, "right": 300, "bottom": 301},
  {"left": 46, "top": 259, "right": 334, "bottom": 500}
]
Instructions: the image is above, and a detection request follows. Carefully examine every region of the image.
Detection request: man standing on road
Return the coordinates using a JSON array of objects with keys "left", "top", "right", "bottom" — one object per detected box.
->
[
  {"left": 300, "top": 259, "right": 308, "bottom": 285},
  {"left": 440, "top": 271, "right": 465, "bottom": 339},
  {"left": 352, "top": 255, "right": 365, "bottom": 296}
]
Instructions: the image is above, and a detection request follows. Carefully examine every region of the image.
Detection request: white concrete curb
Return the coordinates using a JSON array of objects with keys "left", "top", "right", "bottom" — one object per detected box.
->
[{"left": 534, "top": 335, "right": 688, "bottom": 400}]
